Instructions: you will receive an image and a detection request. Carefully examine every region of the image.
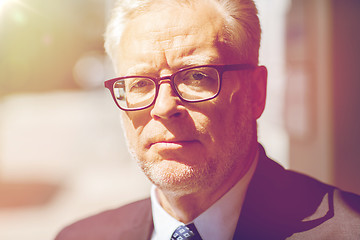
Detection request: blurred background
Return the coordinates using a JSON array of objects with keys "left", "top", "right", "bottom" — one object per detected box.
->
[{"left": 0, "top": 0, "right": 359, "bottom": 239}]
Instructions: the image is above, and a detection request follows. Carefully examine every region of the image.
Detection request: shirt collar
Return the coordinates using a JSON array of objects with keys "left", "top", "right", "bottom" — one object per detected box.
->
[{"left": 150, "top": 149, "right": 259, "bottom": 240}]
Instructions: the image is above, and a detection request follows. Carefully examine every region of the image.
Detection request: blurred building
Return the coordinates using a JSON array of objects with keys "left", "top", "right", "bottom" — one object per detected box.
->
[{"left": 285, "top": 0, "right": 360, "bottom": 195}]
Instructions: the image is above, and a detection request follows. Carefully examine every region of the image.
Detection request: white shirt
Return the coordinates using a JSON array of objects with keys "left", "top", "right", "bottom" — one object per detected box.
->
[{"left": 150, "top": 150, "right": 259, "bottom": 240}]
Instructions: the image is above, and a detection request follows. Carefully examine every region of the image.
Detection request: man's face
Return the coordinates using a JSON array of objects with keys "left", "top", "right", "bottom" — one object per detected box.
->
[{"left": 116, "top": 4, "right": 264, "bottom": 195}]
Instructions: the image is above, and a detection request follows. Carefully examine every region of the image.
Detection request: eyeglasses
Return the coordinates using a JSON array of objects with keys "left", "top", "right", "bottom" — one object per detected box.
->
[{"left": 104, "top": 64, "right": 255, "bottom": 111}]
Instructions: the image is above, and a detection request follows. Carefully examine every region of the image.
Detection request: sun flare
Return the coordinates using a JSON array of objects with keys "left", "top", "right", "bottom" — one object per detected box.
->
[
  {"left": 0, "top": 0, "right": 32, "bottom": 14},
  {"left": 0, "top": 0, "right": 12, "bottom": 10}
]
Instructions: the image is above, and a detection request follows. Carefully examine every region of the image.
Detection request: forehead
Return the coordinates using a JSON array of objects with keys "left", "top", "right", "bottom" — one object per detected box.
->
[{"left": 117, "top": 3, "right": 229, "bottom": 74}]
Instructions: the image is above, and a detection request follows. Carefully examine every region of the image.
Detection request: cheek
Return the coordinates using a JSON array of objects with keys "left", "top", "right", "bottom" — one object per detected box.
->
[
  {"left": 193, "top": 101, "right": 232, "bottom": 148},
  {"left": 210, "top": 109, "right": 235, "bottom": 143},
  {"left": 121, "top": 113, "right": 144, "bottom": 150},
  {"left": 191, "top": 111, "right": 211, "bottom": 136},
  {"left": 126, "top": 109, "right": 151, "bottom": 128},
  {"left": 206, "top": 87, "right": 250, "bottom": 144}
]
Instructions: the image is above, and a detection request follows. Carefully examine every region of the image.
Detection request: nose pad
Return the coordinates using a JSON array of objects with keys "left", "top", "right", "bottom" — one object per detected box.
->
[{"left": 150, "top": 82, "right": 183, "bottom": 120}]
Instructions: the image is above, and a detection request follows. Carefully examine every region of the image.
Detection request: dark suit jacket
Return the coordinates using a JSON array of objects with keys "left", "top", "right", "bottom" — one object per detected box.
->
[{"left": 56, "top": 146, "right": 360, "bottom": 239}]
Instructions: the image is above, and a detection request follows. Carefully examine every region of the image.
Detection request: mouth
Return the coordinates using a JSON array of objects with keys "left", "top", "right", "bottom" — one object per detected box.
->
[{"left": 149, "top": 140, "right": 199, "bottom": 149}]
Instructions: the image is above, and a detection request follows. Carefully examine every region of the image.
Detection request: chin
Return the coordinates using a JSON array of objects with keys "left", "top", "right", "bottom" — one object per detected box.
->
[{"left": 142, "top": 160, "right": 211, "bottom": 195}]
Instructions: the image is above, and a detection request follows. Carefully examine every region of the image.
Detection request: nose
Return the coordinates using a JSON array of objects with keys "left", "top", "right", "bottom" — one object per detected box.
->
[{"left": 150, "top": 81, "right": 184, "bottom": 120}]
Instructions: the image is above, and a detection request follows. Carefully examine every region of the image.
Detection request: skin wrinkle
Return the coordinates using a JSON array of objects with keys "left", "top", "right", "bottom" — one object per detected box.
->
[
  {"left": 124, "top": 71, "right": 254, "bottom": 221},
  {"left": 106, "top": 0, "right": 261, "bottom": 70},
  {"left": 117, "top": 2, "right": 266, "bottom": 223},
  {"left": 123, "top": 52, "right": 219, "bottom": 78},
  {"left": 118, "top": 2, "right": 227, "bottom": 71}
]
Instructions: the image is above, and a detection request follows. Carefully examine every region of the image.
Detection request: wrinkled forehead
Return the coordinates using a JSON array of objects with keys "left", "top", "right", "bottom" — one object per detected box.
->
[
  {"left": 123, "top": 3, "right": 226, "bottom": 45},
  {"left": 116, "top": 2, "right": 232, "bottom": 72},
  {"left": 125, "top": 1, "right": 225, "bottom": 35}
]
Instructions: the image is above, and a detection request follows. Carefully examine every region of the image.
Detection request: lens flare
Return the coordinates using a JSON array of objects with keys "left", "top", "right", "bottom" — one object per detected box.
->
[
  {"left": 0, "top": 0, "right": 12, "bottom": 11},
  {"left": 0, "top": 0, "right": 35, "bottom": 15}
]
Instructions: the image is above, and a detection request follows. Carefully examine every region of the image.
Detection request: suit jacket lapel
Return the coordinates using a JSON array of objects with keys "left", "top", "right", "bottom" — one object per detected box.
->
[
  {"left": 121, "top": 198, "right": 154, "bottom": 240},
  {"left": 233, "top": 146, "right": 333, "bottom": 239}
]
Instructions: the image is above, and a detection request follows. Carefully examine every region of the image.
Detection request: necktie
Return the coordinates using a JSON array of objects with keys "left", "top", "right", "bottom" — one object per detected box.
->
[{"left": 171, "top": 223, "right": 203, "bottom": 240}]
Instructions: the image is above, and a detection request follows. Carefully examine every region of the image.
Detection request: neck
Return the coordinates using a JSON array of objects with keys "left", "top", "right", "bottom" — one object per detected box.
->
[
  {"left": 156, "top": 143, "right": 259, "bottom": 223},
  {"left": 156, "top": 188, "right": 214, "bottom": 223}
]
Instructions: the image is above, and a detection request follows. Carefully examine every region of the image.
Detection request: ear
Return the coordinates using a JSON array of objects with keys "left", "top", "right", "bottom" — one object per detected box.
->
[{"left": 251, "top": 66, "right": 267, "bottom": 120}]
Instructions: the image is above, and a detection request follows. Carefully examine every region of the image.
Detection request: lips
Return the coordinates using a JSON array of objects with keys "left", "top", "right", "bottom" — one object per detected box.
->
[
  {"left": 147, "top": 138, "right": 199, "bottom": 149},
  {"left": 150, "top": 140, "right": 197, "bottom": 147}
]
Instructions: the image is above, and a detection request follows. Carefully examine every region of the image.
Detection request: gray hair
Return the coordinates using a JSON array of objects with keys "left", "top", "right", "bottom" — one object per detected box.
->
[{"left": 104, "top": 0, "right": 261, "bottom": 68}]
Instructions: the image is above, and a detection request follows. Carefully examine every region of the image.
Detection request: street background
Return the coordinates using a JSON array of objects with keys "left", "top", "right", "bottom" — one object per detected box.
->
[{"left": 3, "top": 0, "right": 360, "bottom": 239}]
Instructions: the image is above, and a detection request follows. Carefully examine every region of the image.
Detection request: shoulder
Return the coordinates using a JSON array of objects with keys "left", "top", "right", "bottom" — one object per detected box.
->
[
  {"left": 331, "top": 189, "right": 360, "bottom": 228},
  {"left": 264, "top": 154, "right": 360, "bottom": 230},
  {"left": 237, "top": 146, "right": 360, "bottom": 239},
  {"left": 288, "top": 188, "right": 360, "bottom": 239},
  {"left": 55, "top": 198, "right": 152, "bottom": 240}
]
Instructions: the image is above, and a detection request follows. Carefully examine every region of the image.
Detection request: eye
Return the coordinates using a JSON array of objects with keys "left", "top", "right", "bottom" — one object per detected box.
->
[
  {"left": 191, "top": 72, "right": 207, "bottom": 80},
  {"left": 182, "top": 70, "right": 209, "bottom": 82},
  {"left": 125, "top": 78, "right": 154, "bottom": 93},
  {"left": 173, "top": 66, "right": 219, "bottom": 90},
  {"left": 132, "top": 79, "right": 149, "bottom": 88}
]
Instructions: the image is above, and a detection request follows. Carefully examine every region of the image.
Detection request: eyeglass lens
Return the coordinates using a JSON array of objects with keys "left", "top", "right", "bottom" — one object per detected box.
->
[{"left": 112, "top": 66, "right": 220, "bottom": 110}]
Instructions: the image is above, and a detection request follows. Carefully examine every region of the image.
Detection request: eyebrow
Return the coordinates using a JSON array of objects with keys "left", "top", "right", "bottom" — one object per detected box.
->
[
  {"left": 123, "top": 55, "right": 221, "bottom": 76},
  {"left": 125, "top": 63, "right": 154, "bottom": 76},
  {"left": 174, "top": 55, "right": 221, "bottom": 69}
]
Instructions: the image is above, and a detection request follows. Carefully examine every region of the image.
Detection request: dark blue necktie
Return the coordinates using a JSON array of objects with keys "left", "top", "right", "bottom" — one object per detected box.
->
[{"left": 171, "top": 223, "right": 203, "bottom": 240}]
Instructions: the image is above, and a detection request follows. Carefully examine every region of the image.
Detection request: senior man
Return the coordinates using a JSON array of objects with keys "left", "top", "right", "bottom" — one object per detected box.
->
[{"left": 56, "top": 0, "right": 360, "bottom": 239}]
